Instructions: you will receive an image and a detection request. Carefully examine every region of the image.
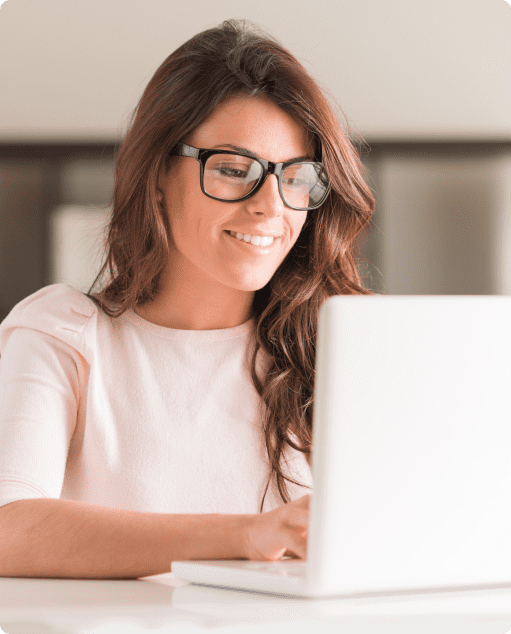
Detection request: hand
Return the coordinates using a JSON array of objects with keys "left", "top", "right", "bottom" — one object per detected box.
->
[{"left": 241, "top": 494, "right": 310, "bottom": 561}]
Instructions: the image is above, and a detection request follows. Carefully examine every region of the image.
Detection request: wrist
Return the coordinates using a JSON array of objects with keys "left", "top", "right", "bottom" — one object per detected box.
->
[
  {"left": 171, "top": 513, "right": 254, "bottom": 561},
  {"left": 232, "top": 513, "right": 253, "bottom": 560}
]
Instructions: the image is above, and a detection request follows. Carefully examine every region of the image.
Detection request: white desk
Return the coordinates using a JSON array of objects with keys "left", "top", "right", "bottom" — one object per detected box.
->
[{"left": 1, "top": 574, "right": 511, "bottom": 633}]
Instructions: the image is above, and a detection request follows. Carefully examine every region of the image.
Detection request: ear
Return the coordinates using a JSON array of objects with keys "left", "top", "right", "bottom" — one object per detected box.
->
[
  {"left": 156, "top": 174, "right": 165, "bottom": 203},
  {"left": 156, "top": 164, "right": 170, "bottom": 203}
]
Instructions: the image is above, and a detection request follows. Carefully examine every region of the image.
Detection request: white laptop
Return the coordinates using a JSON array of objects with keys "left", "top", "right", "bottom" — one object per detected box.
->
[{"left": 171, "top": 295, "right": 511, "bottom": 598}]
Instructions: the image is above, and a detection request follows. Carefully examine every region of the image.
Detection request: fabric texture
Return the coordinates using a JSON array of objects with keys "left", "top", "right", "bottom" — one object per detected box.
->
[{"left": 0, "top": 284, "right": 312, "bottom": 514}]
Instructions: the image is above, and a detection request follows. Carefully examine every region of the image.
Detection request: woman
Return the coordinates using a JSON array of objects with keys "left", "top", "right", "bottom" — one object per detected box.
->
[{"left": 0, "top": 19, "right": 374, "bottom": 579}]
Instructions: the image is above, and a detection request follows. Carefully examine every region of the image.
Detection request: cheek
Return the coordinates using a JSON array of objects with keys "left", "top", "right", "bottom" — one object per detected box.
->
[
  {"left": 165, "top": 189, "right": 200, "bottom": 237},
  {"left": 290, "top": 215, "right": 308, "bottom": 245}
]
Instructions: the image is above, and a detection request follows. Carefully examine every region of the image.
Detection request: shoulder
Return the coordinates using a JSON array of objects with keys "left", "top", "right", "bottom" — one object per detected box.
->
[{"left": 0, "top": 284, "right": 98, "bottom": 361}]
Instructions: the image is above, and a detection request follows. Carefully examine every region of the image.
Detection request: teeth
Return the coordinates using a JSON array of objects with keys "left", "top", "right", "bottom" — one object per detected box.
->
[{"left": 229, "top": 231, "right": 275, "bottom": 246}]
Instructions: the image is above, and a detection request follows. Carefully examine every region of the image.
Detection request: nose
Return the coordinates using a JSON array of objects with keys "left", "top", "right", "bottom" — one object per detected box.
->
[{"left": 246, "top": 173, "right": 285, "bottom": 216}]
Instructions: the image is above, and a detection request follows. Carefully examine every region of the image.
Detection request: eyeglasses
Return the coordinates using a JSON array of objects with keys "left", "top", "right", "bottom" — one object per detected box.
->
[{"left": 169, "top": 142, "right": 331, "bottom": 211}]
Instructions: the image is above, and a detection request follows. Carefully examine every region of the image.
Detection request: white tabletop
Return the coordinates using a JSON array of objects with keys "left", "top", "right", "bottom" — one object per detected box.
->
[{"left": 2, "top": 573, "right": 511, "bottom": 633}]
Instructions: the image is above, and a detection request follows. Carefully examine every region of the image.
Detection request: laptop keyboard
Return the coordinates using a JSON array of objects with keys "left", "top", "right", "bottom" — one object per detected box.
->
[{"left": 230, "top": 559, "right": 307, "bottom": 578}]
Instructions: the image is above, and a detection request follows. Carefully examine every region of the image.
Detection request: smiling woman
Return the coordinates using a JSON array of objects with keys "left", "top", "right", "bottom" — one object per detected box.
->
[{"left": 0, "top": 19, "right": 374, "bottom": 579}]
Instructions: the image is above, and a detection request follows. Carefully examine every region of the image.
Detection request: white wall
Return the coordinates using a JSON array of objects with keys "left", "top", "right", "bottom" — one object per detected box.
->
[{"left": 0, "top": 0, "right": 510, "bottom": 142}]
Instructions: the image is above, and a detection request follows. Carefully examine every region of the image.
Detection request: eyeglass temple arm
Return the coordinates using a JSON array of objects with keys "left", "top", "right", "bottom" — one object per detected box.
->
[{"left": 173, "top": 143, "right": 199, "bottom": 159}]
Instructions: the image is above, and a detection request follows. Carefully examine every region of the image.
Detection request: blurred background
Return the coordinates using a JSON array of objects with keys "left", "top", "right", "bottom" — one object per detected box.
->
[{"left": 0, "top": 0, "right": 510, "bottom": 321}]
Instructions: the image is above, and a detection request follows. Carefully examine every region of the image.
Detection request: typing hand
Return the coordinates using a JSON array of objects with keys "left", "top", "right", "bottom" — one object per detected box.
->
[{"left": 242, "top": 494, "right": 309, "bottom": 561}]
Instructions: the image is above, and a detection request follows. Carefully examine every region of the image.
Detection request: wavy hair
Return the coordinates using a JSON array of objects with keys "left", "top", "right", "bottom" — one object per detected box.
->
[{"left": 85, "top": 19, "right": 375, "bottom": 513}]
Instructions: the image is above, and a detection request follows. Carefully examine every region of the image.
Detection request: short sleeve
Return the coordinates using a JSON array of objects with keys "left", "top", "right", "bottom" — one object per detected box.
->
[{"left": 0, "top": 284, "right": 97, "bottom": 508}]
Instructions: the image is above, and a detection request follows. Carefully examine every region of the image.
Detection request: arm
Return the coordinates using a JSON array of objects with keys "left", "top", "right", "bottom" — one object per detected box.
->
[
  {"left": 0, "top": 497, "right": 249, "bottom": 579},
  {"left": 0, "top": 494, "right": 309, "bottom": 579}
]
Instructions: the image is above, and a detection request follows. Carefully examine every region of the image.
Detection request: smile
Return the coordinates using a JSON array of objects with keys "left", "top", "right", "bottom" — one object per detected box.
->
[
  {"left": 228, "top": 231, "right": 275, "bottom": 247},
  {"left": 223, "top": 230, "right": 278, "bottom": 253}
]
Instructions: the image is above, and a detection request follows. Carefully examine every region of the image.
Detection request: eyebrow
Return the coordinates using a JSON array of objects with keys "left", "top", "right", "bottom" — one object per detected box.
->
[{"left": 212, "top": 144, "right": 313, "bottom": 163}]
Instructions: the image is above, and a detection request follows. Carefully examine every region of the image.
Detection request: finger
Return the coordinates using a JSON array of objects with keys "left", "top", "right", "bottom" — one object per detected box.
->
[
  {"left": 286, "top": 530, "right": 308, "bottom": 560},
  {"left": 283, "top": 549, "right": 298, "bottom": 558}
]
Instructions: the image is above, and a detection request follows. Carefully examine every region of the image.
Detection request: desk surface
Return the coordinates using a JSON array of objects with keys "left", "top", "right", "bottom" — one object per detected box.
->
[{"left": 2, "top": 574, "right": 511, "bottom": 633}]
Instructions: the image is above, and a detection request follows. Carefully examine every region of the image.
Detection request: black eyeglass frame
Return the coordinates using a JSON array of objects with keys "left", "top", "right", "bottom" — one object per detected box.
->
[{"left": 170, "top": 142, "right": 331, "bottom": 211}]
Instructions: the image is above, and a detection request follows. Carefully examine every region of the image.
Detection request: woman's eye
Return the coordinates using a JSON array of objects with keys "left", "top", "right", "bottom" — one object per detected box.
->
[
  {"left": 218, "top": 167, "right": 248, "bottom": 179},
  {"left": 284, "top": 178, "right": 307, "bottom": 188}
]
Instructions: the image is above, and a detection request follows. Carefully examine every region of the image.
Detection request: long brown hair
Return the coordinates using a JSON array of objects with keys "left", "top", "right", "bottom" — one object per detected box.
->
[{"left": 86, "top": 19, "right": 375, "bottom": 513}]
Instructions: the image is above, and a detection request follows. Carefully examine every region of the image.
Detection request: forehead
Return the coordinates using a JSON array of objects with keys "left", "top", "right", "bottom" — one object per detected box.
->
[{"left": 187, "top": 94, "right": 314, "bottom": 163}]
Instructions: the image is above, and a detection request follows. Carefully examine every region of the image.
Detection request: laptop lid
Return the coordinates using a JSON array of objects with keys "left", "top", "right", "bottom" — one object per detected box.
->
[{"left": 307, "top": 295, "right": 511, "bottom": 597}]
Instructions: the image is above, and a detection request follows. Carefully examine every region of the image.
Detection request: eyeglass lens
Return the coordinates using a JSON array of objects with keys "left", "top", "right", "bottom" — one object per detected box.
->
[{"left": 203, "top": 154, "right": 329, "bottom": 209}]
